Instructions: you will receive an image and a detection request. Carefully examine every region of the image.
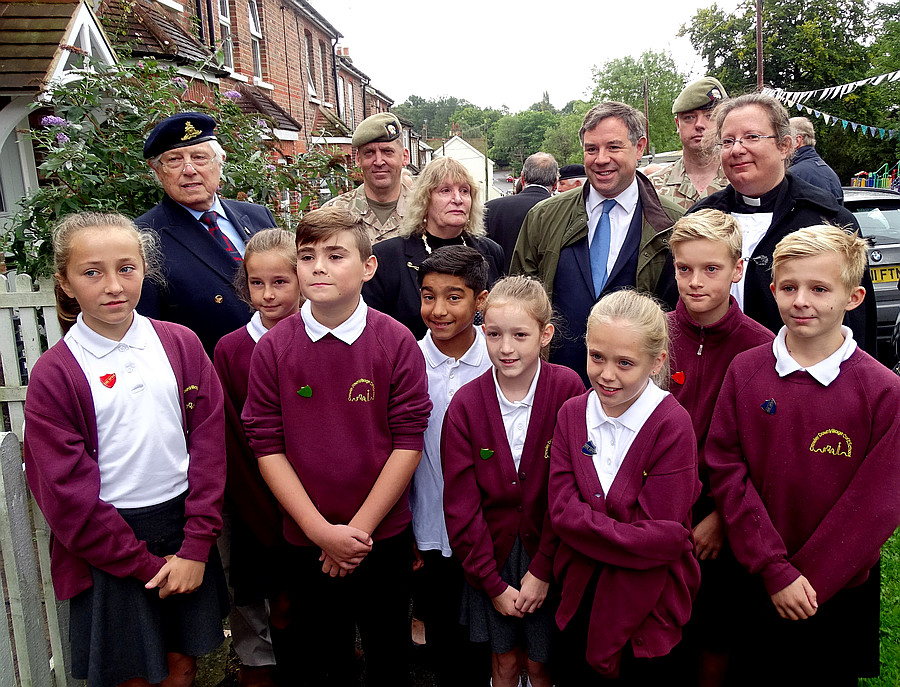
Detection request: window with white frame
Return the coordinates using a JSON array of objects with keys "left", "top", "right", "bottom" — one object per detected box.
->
[
  {"left": 247, "top": 0, "right": 262, "bottom": 80},
  {"left": 337, "top": 76, "right": 345, "bottom": 119},
  {"left": 218, "top": 0, "right": 233, "bottom": 70},
  {"left": 347, "top": 82, "right": 355, "bottom": 128},
  {"left": 305, "top": 31, "right": 317, "bottom": 99},
  {"left": 319, "top": 41, "right": 329, "bottom": 102}
]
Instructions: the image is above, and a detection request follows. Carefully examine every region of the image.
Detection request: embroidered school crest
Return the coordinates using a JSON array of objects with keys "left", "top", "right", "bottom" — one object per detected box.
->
[
  {"left": 809, "top": 429, "right": 852, "bottom": 458},
  {"left": 182, "top": 120, "right": 202, "bottom": 141},
  {"left": 348, "top": 378, "right": 375, "bottom": 402}
]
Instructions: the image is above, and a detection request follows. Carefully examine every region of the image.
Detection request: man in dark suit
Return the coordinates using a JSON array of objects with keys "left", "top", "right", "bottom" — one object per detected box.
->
[
  {"left": 512, "top": 102, "right": 684, "bottom": 383},
  {"left": 136, "top": 112, "right": 276, "bottom": 357},
  {"left": 485, "top": 152, "right": 558, "bottom": 272}
]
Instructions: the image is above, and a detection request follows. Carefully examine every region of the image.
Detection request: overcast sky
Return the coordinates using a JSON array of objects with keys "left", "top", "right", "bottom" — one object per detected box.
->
[{"left": 317, "top": 0, "right": 743, "bottom": 113}]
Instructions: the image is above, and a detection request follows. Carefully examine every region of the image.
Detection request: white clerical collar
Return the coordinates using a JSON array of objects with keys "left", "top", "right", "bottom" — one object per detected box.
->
[
  {"left": 493, "top": 363, "right": 541, "bottom": 414},
  {"left": 420, "top": 328, "right": 487, "bottom": 369},
  {"left": 300, "top": 298, "right": 368, "bottom": 345},
  {"left": 586, "top": 177, "right": 638, "bottom": 216},
  {"left": 246, "top": 311, "right": 268, "bottom": 343},
  {"left": 67, "top": 312, "right": 150, "bottom": 358},
  {"left": 587, "top": 378, "right": 666, "bottom": 432},
  {"left": 772, "top": 325, "right": 856, "bottom": 386}
]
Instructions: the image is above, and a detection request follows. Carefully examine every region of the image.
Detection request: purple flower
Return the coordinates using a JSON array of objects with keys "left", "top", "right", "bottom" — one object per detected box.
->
[
  {"left": 256, "top": 119, "right": 267, "bottom": 128},
  {"left": 41, "top": 115, "right": 69, "bottom": 127},
  {"left": 223, "top": 90, "right": 241, "bottom": 100},
  {"left": 173, "top": 76, "right": 187, "bottom": 89},
  {"left": 137, "top": 61, "right": 145, "bottom": 68},
  {"left": 265, "top": 164, "right": 276, "bottom": 172},
  {"left": 55, "top": 132, "right": 70, "bottom": 144}
]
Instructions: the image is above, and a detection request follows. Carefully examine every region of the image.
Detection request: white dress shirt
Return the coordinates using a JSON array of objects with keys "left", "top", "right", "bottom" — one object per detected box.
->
[
  {"left": 586, "top": 178, "right": 639, "bottom": 278},
  {"left": 180, "top": 195, "right": 248, "bottom": 256}
]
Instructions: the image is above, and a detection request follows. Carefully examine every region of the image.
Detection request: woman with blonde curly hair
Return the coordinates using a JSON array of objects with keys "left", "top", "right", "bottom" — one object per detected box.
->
[{"left": 363, "top": 157, "right": 504, "bottom": 338}]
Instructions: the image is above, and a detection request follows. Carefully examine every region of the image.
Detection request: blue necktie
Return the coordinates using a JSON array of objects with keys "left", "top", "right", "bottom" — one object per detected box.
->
[{"left": 590, "top": 199, "right": 616, "bottom": 298}]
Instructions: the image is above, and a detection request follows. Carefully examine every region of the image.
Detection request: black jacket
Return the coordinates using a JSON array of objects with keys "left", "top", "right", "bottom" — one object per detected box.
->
[
  {"left": 790, "top": 146, "right": 843, "bottom": 204},
  {"left": 684, "top": 173, "right": 875, "bottom": 353},
  {"left": 363, "top": 232, "right": 504, "bottom": 340},
  {"left": 136, "top": 194, "right": 276, "bottom": 357},
  {"left": 485, "top": 185, "right": 552, "bottom": 272}
]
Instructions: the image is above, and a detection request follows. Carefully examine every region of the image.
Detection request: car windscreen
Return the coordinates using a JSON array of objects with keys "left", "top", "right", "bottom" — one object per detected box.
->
[{"left": 852, "top": 204, "right": 900, "bottom": 246}]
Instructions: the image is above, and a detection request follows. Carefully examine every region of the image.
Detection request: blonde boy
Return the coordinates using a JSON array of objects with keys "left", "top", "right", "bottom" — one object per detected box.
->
[
  {"left": 667, "top": 209, "right": 774, "bottom": 681},
  {"left": 705, "top": 225, "right": 900, "bottom": 684},
  {"left": 243, "top": 207, "right": 432, "bottom": 686}
]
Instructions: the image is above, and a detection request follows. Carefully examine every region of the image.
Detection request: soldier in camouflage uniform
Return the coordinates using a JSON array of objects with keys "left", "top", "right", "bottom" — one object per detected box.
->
[
  {"left": 649, "top": 77, "right": 730, "bottom": 210},
  {"left": 324, "top": 112, "right": 411, "bottom": 243}
]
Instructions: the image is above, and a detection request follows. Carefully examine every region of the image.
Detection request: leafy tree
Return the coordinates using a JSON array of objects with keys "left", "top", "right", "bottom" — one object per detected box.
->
[
  {"left": 590, "top": 50, "right": 685, "bottom": 153},
  {"left": 450, "top": 105, "right": 504, "bottom": 146},
  {"left": 541, "top": 101, "right": 592, "bottom": 165},
  {"left": 529, "top": 92, "right": 554, "bottom": 113},
  {"left": 8, "top": 56, "right": 351, "bottom": 277},
  {"left": 393, "top": 95, "right": 474, "bottom": 138},
  {"left": 489, "top": 110, "right": 560, "bottom": 172}
]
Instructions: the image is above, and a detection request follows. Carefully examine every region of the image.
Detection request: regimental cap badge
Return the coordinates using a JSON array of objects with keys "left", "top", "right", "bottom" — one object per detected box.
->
[{"left": 182, "top": 120, "right": 202, "bottom": 141}]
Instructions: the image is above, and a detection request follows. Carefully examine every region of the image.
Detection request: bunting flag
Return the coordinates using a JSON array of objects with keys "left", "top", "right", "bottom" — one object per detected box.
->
[
  {"left": 763, "top": 69, "right": 900, "bottom": 102},
  {"left": 772, "top": 95, "right": 899, "bottom": 142}
]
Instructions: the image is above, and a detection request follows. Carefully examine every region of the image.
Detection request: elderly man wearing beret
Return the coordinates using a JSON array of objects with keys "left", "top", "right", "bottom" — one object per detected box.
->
[
  {"left": 324, "top": 112, "right": 411, "bottom": 243},
  {"left": 136, "top": 112, "right": 276, "bottom": 357},
  {"left": 649, "top": 77, "right": 730, "bottom": 210}
]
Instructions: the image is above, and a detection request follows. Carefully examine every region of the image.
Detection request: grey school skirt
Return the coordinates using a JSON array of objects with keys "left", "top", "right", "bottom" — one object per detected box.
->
[
  {"left": 459, "top": 536, "right": 558, "bottom": 663},
  {"left": 69, "top": 491, "right": 228, "bottom": 687}
]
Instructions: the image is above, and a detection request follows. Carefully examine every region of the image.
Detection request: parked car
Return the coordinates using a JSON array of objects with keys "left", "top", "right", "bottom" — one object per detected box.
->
[
  {"left": 506, "top": 174, "right": 515, "bottom": 183},
  {"left": 841, "top": 186, "right": 900, "bottom": 364}
]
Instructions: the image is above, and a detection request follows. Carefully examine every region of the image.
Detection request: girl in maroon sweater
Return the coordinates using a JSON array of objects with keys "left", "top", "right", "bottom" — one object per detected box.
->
[
  {"left": 443, "top": 276, "right": 584, "bottom": 687},
  {"left": 24, "top": 213, "right": 226, "bottom": 687},
  {"left": 213, "top": 229, "right": 300, "bottom": 684},
  {"left": 549, "top": 290, "right": 700, "bottom": 685}
]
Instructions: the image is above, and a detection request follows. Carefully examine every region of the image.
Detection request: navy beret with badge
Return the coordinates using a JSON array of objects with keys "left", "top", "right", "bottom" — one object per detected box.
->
[
  {"left": 559, "top": 164, "right": 586, "bottom": 180},
  {"left": 672, "top": 77, "right": 728, "bottom": 114},
  {"left": 352, "top": 112, "right": 402, "bottom": 149},
  {"left": 144, "top": 112, "right": 218, "bottom": 159}
]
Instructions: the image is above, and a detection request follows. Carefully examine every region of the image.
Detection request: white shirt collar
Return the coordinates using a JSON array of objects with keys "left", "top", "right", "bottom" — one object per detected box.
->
[
  {"left": 587, "top": 378, "right": 667, "bottom": 432},
  {"left": 586, "top": 176, "right": 638, "bottom": 216},
  {"left": 420, "top": 328, "right": 487, "bottom": 369},
  {"left": 772, "top": 325, "right": 856, "bottom": 386},
  {"left": 246, "top": 311, "right": 268, "bottom": 343},
  {"left": 300, "top": 297, "right": 368, "bottom": 344},
  {"left": 178, "top": 195, "right": 225, "bottom": 221},
  {"left": 66, "top": 312, "right": 150, "bottom": 358},
  {"left": 492, "top": 363, "right": 541, "bottom": 415}
]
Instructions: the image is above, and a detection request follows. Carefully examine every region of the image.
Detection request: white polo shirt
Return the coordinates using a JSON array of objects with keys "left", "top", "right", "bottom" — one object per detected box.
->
[
  {"left": 64, "top": 313, "right": 189, "bottom": 508},
  {"left": 493, "top": 363, "right": 541, "bottom": 471}
]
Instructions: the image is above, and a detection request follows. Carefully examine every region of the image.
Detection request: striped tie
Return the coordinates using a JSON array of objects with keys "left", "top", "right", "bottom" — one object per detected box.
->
[{"left": 200, "top": 211, "right": 242, "bottom": 262}]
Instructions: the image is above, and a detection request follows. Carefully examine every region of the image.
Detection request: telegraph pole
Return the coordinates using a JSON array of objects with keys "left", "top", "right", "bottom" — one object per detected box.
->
[{"left": 756, "top": 0, "right": 764, "bottom": 91}]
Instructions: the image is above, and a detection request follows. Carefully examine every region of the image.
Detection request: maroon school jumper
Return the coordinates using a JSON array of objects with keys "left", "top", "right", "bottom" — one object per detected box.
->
[
  {"left": 441, "top": 361, "right": 584, "bottom": 596},
  {"left": 549, "top": 391, "right": 700, "bottom": 675},
  {"left": 24, "top": 320, "right": 225, "bottom": 600},
  {"left": 242, "top": 308, "right": 431, "bottom": 546},
  {"left": 668, "top": 297, "right": 774, "bottom": 452},
  {"left": 214, "top": 325, "right": 281, "bottom": 547},
  {"left": 706, "top": 345, "right": 900, "bottom": 602}
]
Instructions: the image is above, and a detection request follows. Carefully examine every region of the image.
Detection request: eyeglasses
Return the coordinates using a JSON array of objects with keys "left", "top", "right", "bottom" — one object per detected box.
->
[
  {"left": 716, "top": 134, "right": 778, "bottom": 150},
  {"left": 159, "top": 154, "right": 214, "bottom": 170}
]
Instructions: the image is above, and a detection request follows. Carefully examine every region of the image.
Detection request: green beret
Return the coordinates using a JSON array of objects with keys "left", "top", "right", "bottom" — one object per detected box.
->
[
  {"left": 352, "top": 113, "right": 402, "bottom": 148},
  {"left": 672, "top": 77, "right": 728, "bottom": 114}
]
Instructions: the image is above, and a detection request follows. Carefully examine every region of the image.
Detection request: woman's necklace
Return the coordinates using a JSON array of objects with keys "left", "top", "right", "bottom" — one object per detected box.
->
[{"left": 422, "top": 231, "right": 467, "bottom": 255}]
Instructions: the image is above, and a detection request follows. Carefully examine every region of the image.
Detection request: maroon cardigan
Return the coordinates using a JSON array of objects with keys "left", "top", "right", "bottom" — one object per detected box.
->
[
  {"left": 549, "top": 391, "right": 700, "bottom": 676},
  {"left": 213, "top": 326, "right": 282, "bottom": 547},
  {"left": 441, "top": 361, "right": 584, "bottom": 597},
  {"left": 24, "top": 319, "right": 225, "bottom": 600}
]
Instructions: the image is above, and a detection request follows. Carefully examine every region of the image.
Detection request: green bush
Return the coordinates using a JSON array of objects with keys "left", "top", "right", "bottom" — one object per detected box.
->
[{"left": 6, "top": 55, "right": 353, "bottom": 277}]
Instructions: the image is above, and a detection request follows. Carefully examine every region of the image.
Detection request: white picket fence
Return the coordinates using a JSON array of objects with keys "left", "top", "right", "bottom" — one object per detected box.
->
[{"left": 0, "top": 273, "right": 79, "bottom": 686}]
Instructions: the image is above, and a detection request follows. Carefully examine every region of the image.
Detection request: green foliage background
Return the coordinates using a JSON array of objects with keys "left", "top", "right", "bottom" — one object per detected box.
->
[{"left": 9, "top": 56, "right": 353, "bottom": 277}]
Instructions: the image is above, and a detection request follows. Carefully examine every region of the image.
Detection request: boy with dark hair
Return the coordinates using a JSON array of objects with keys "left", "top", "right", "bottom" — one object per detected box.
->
[
  {"left": 706, "top": 224, "right": 900, "bottom": 685},
  {"left": 243, "top": 206, "right": 432, "bottom": 686},
  {"left": 412, "top": 245, "right": 491, "bottom": 685},
  {"left": 667, "top": 208, "right": 774, "bottom": 685}
]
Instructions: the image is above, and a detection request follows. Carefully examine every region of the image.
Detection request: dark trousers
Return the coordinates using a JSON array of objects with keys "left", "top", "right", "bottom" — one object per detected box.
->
[
  {"left": 416, "top": 550, "right": 491, "bottom": 686},
  {"left": 278, "top": 528, "right": 413, "bottom": 687}
]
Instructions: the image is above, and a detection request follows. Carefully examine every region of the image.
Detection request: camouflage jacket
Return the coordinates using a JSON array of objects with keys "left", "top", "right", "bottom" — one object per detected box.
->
[
  {"left": 323, "top": 182, "right": 411, "bottom": 244},
  {"left": 648, "top": 158, "right": 729, "bottom": 210}
]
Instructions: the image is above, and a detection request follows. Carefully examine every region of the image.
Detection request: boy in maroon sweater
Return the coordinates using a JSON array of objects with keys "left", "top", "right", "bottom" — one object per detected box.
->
[
  {"left": 242, "top": 207, "right": 432, "bottom": 686},
  {"left": 706, "top": 225, "right": 900, "bottom": 686},
  {"left": 667, "top": 209, "right": 773, "bottom": 685}
]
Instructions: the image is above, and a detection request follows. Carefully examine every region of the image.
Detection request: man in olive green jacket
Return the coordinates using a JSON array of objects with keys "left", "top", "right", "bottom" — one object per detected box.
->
[{"left": 511, "top": 101, "right": 684, "bottom": 381}]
